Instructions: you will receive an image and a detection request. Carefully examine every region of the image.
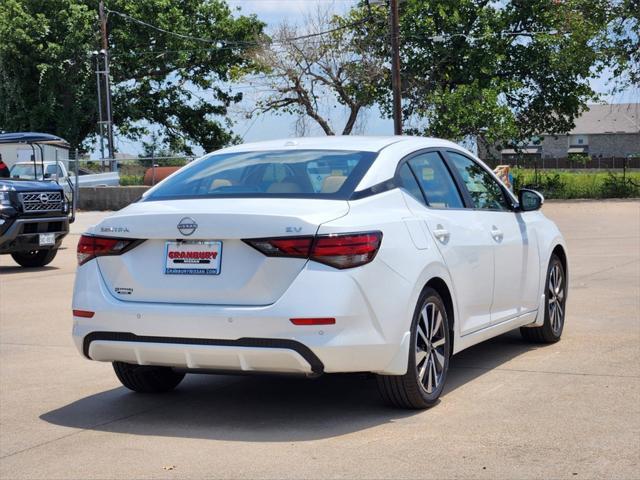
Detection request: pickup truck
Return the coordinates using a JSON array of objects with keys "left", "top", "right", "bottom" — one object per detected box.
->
[
  {"left": 8, "top": 161, "right": 120, "bottom": 190},
  {"left": 0, "top": 178, "right": 72, "bottom": 267},
  {"left": 0, "top": 132, "right": 75, "bottom": 268}
]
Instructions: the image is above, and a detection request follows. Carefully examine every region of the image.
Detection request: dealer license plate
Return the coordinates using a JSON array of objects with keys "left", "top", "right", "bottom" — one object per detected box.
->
[
  {"left": 165, "top": 241, "right": 222, "bottom": 275},
  {"left": 39, "top": 233, "right": 55, "bottom": 246}
]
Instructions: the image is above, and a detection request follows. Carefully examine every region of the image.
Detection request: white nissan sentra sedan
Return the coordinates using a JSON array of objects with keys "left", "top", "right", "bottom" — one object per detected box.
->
[{"left": 72, "top": 136, "right": 568, "bottom": 409}]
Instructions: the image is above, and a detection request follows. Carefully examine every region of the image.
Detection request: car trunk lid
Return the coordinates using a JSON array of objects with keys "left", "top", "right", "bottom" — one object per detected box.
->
[{"left": 94, "top": 198, "right": 348, "bottom": 306}]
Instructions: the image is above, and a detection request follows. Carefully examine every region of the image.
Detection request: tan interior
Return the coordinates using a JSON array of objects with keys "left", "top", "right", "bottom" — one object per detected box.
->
[
  {"left": 321, "top": 175, "right": 346, "bottom": 193},
  {"left": 210, "top": 179, "right": 232, "bottom": 190}
]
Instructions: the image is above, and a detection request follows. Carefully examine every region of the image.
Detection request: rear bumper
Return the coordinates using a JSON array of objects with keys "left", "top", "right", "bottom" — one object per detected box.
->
[
  {"left": 83, "top": 332, "right": 323, "bottom": 375},
  {"left": 72, "top": 259, "right": 414, "bottom": 375}
]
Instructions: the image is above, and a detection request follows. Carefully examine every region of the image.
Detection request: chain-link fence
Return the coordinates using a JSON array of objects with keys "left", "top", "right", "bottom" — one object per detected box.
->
[{"left": 66, "top": 154, "right": 197, "bottom": 186}]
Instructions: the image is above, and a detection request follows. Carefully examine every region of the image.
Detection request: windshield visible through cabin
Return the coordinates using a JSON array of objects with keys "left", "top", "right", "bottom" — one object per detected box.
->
[{"left": 9, "top": 163, "right": 59, "bottom": 181}]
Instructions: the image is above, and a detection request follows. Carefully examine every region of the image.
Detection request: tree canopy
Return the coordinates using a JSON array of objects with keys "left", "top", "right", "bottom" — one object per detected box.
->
[
  {"left": 0, "top": 0, "right": 264, "bottom": 153},
  {"left": 246, "top": 9, "right": 385, "bottom": 136},
  {"left": 342, "top": 0, "right": 612, "bottom": 150}
]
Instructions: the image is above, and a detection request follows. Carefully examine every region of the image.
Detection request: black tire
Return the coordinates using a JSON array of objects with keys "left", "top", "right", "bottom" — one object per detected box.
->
[
  {"left": 112, "top": 361, "right": 185, "bottom": 393},
  {"left": 377, "top": 287, "right": 451, "bottom": 409},
  {"left": 520, "top": 254, "right": 566, "bottom": 343},
  {"left": 11, "top": 248, "right": 58, "bottom": 268}
]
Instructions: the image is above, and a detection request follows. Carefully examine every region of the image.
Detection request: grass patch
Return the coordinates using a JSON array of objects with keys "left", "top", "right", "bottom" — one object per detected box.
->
[
  {"left": 511, "top": 169, "right": 640, "bottom": 199},
  {"left": 119, "top": 174, "right": 144, "bottom": 186}
]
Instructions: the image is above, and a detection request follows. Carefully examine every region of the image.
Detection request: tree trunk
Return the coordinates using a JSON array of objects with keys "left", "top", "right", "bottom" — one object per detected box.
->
[{"left": 342, "top": 105, "right": 361, "bottom": 135}]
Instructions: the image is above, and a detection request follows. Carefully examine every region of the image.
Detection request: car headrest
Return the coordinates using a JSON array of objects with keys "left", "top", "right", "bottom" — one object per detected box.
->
[
  {"left": 210, "top": 179, "right": 232, "bottom": 190},
  {"left": 321, "top": 175, "right": 346, "bottom": 193}
]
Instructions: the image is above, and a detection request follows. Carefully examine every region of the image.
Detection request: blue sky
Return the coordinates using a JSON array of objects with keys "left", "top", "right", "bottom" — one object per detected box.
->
[{"left": 113, "top": 0, "right": 639, "bottom": 157}]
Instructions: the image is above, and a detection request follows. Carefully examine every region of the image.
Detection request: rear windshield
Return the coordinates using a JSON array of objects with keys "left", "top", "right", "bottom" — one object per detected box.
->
[{"left": 144, "top": 149, "right": 377, "bottom": 201}]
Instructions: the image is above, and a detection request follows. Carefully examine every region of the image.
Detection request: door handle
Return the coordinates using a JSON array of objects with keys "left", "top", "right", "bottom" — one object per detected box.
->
[
  {"left": 433, "top": 224, "right": 450, "bottom": 243},
  {"left": 490, "top": 225, "right": 503, "bottom": 242}
]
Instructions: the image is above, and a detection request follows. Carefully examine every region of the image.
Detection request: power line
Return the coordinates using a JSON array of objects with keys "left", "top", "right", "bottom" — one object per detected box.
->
[{"left": 105, "top": 7, "right": 371, "bottom": 48}]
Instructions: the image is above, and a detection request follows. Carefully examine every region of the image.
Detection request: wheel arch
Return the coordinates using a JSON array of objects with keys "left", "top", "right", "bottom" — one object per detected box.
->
[
  {"left": 423, "top": 277, "right": 455, "bottom": 355},
  {"left": 551, "top": 243, "right": 568, "bottom": 277}
]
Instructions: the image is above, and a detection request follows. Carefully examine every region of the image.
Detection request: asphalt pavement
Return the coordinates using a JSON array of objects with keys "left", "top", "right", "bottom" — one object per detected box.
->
[{"left": 0, "top": 201, "right": 638, "bottom": 479}]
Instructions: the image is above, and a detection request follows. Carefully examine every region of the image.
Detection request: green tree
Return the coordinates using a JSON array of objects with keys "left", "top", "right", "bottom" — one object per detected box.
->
[
  {"left": 346, "top": 0, "right": 610, "bottom": 148},
  {"left": 0, "top": 0, "right": 264, "bottom": 153},
  {"left": 601, "top": 0, "right": 639, "bottom": 88}
]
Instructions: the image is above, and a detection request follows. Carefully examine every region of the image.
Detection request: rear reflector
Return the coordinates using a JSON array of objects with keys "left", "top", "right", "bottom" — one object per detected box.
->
[
  {"left": 77, "top": 235, "right": 143, "bottom": 265},
  {"left": 73, "top": 309, "right": 95, "bottom": 318},
  {"left": 290, "top": 318, "right": 336, "bottom": 326},
  {"left": 244, "top": 231, "right": 382, "bottom": 269}
]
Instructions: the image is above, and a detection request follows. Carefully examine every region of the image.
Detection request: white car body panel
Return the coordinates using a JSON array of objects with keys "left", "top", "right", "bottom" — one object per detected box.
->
[{"left": 72, "top": 136, "right": 568, "bottom": 377}]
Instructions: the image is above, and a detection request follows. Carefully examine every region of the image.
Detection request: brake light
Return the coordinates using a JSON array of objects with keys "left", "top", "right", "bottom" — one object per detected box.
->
[
  {"left": 311, "top": 232, "right": 382, "bottom": 269},
  {"left": 244, "top": 236, "right": 313, "bottom": 258},
  {"left": 77, "top": 235, "right": 142, "bottom": 265},
  {"left": 73, "top": 309, "right": 95, "bottom": 318},
  {"left": 244, "top": 231, "right": 382, "bottom": 269}
]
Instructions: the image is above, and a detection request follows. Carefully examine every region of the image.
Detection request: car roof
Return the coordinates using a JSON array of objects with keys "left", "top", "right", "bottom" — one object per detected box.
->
[{"left": 215, "top": 136, "right": 461, "bottom": 154}]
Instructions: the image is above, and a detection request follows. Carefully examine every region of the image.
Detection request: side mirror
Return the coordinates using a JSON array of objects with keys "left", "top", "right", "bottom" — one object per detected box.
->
[{"left": 518, "top": 189, "right": 544, "bottom": 211}]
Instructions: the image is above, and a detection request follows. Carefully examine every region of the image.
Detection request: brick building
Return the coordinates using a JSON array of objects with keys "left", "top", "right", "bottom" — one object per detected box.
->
[{"left": 480, "top": 103, "right": 640, "bottom": 167}]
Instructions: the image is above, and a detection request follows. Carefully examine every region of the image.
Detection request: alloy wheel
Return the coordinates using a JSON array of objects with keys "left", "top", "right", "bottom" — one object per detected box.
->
[
  {"left": 415, "top": 302, "right": 446, "bottom": 394},
  {"left": 548, "top": 263, "right": 565, "bottom": 335}
]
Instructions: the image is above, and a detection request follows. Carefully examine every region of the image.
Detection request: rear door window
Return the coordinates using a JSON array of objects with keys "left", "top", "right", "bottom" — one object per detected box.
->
[
  {"left": 407, "top": 152, "right": 464, "bottom": 209},
  {"left": 397, "top": 163, "right": 426, "bottom": 204}
]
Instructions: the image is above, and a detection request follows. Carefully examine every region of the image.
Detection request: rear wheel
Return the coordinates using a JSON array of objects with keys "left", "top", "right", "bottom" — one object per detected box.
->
[
  {"left": 113, "top": 362, "right": 185, "bottom": 393},
  {"left": 521, "top": 254, "right": 566, "bottom": 343},
  {"left": 377, "top": 288, "right": 451, "bottom": 409},
  {"left": 11, "top": 248, "right": 58, "bottom": 268}
]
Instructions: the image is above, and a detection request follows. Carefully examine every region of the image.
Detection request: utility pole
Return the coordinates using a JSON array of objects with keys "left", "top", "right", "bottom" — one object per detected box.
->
[
  {"left": 94, "top": 54, "right": 105, "bottom": 165},
  {"left": 389, "top": 0, "right": 402, "bottom": 135},
  {"left": 98, "top": 0, "right": 115, "bottom": 170}
]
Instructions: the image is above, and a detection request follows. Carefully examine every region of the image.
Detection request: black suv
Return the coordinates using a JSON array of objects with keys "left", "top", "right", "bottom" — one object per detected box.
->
[{"left": 0, "top": 133, "right": 74, "bottom": 268}]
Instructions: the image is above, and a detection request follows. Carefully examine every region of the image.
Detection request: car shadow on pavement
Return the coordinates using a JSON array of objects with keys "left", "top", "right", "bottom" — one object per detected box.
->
[
  {"left": 40, "top": 330, "right": 540, "bottom": 442},
  {"left": 0, "top": 265, "right": 60, "bottom": 275}
]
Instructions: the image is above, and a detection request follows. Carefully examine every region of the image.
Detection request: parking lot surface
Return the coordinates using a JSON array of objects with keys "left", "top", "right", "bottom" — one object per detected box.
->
[{"left": 1, "top": 201, "right": 639, "bottom": 479}]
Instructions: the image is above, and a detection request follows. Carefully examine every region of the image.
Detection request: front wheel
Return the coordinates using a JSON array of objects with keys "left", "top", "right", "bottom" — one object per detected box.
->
[
  {"left": 521, "top": 254, "right": 566, "bottom": 343},
  {"left": 11, "top": 248, "right": 58, "bottom": 268},
  {"left": 377, "top": 287, "right": 451, "bottom": 409}
]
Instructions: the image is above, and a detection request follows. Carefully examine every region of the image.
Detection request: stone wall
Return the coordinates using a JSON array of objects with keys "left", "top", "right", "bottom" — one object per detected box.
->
[
  {"left": 541, "top": 135, "right": 569, "bottom": 158},
  {"left": 77, "top": 186, "right": 150, "bottom": 211},
  {"left": 589, "top": 133, "right": 640, "bottom": 158}
]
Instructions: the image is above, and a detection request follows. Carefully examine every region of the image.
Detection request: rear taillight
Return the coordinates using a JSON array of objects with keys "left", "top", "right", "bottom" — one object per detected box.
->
[
  {"left": 244, "top": 231, "right": 382, "bottom": 269},
  {"left": 243, "top": 236, "right": 313, "bottom": 258},
  {"left": 77, "top": 235, "right": 142, "bottom": 265},
  {"left": 311, "top": 232, "right": 382, "bottom": 269}
]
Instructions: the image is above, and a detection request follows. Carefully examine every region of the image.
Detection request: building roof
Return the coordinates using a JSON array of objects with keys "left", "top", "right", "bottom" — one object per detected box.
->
[
  {"left": 568, "top": 103, "right": 639, "bottom": 135},
  {"left": 0, "top": 132, "right": 70, "bottom": 147}
]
